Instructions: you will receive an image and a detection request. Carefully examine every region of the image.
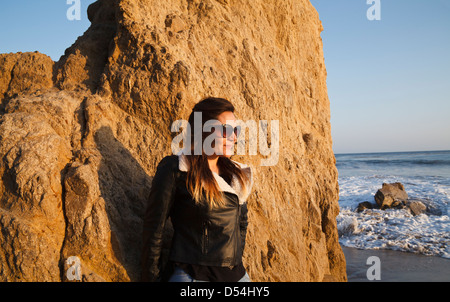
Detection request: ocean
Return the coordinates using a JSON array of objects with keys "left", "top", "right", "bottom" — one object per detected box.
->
[{"left": 335, "top": 150, "right": 450, "bottom": 259}]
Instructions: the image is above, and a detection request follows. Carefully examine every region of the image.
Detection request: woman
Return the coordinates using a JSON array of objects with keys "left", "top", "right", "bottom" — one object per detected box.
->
[{"left": 141, "top": 97, "right": 254, "bottom": 282}]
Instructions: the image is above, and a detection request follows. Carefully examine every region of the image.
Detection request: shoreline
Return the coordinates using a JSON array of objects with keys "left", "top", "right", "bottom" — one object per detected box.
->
[{"left": 341, "top": 245, "right": 450, "bottom": 282}]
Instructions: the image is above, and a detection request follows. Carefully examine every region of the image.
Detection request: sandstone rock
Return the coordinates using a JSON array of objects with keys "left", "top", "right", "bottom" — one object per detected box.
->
[
  {"left": 54, "top": 0, "right": 117, "bottom": 92},
  {"left": 0, "top": 52, "right": 54, "bottom": 100},
  {"left": 0, "top": 91, "right": 75, "bottom": 281},
  {"left": 0, "top": 0, "right": 346, "bottom": 282},
  {"left": 374, "top": 182, "right": 408, "bottom": 210}
]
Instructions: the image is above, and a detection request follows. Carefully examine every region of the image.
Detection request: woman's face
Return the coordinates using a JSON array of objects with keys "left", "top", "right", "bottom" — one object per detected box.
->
[{"left": 213, "top": 111, "right": 238, "bottom": 158}]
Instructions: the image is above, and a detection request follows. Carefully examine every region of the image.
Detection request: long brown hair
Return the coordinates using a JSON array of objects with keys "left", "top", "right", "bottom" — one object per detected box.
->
[{"left": 185, "top": 97, "right": 249, "bottom": 208}]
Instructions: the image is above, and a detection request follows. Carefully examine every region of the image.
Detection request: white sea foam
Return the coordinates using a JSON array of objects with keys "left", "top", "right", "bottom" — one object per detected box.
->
[
  {"left": 337, "top": 208, "right": 450, "bottom": 258},
  {"left": 336, "top": 151, "right": 450, "bottom": 259}
]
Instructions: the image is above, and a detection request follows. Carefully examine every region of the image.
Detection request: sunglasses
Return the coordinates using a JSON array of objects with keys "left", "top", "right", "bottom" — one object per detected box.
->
[{"left": 219, "top": 124, "right": 241, "bottom": 138}]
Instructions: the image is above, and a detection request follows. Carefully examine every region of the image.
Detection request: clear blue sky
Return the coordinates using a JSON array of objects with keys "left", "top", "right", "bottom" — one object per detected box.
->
[
  {"left": 1, "top": 1, "right": 449, "bottom": 154},
  {"left": 0, "top": 0, "right": 96, "bottom": 61},
  {"left": 310, "top": 0, "right": 450, "bottom": 154}
]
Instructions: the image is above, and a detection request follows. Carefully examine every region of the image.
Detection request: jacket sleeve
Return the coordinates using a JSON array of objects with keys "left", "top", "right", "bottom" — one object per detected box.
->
[
  {"left": 141, "top": 156, "right": 177, "bottom": 282},
  {"left": 239, "top": 202, "right": 249, "bottom": 254}
]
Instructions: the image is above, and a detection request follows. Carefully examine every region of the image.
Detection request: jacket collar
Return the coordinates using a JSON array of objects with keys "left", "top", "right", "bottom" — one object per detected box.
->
[{"left": 176, "top": 149, "right": 253, "bottom": 204}]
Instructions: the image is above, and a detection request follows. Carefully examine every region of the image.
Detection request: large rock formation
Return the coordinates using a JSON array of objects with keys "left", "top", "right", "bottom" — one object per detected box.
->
[{"left": 0, "top": 0, "right": 346, "bottom": 281}]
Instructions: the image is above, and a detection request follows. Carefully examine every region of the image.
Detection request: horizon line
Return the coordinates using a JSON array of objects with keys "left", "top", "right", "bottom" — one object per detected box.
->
[{"left": 334, "top": 149, "right": 450, "bottom": 156}]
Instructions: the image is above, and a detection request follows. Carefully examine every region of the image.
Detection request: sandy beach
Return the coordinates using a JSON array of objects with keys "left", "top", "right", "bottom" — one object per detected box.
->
[{"left": 342, "top": 245, "right": 450, "bottom": 282}]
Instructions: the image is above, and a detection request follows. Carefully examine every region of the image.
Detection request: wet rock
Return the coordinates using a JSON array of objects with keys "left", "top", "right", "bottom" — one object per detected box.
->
[
  {"left": 406, "top": 200, "right": 427, "bottom": 216},
  {"left": 374, "top": 182, "right": 408, "bottom": 210},
  {"left": 356, "top": 201, "right": 374, "bottom": 213}
]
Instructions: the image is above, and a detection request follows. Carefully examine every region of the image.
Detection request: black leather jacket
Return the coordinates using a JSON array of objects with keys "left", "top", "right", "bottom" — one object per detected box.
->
[{"left": 141, "top": 155, "right": 251, "bottom": 282}]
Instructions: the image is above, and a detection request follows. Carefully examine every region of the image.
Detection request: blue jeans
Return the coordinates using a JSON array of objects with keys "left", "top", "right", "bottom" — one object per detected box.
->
[{"left": 168, "top": 266, "right": 251, "bottom": 282}]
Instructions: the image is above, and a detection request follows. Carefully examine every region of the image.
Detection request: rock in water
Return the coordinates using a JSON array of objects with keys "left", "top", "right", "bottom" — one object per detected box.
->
[
  {"left": 0, "top": 0, "right": 346, "bottom": 281},
  {"left": 406, "top": 200, "right": 427, "bottom": 216},
  {"left": 374, "top": 183, "right": 408, "bottom": 210},
  {"left": 356, "top": 201, "right": 374, "bottom": 213}
]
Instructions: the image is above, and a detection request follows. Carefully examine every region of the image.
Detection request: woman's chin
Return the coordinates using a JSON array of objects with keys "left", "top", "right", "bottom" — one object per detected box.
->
[{"left": 222, "top": 148, "right": 234, "bottom": 157}]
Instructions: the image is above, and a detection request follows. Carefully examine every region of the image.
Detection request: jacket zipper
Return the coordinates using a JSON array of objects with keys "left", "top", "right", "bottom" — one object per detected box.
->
[
  {"left": 202, "top": 221, "right": 208, "bottom": 254},
  {"left": 229, "top": 204, "right": 241, "bottom": 269}
]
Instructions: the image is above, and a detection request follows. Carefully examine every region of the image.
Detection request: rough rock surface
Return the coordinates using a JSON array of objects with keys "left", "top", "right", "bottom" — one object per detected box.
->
[
  {"left": 374, "top": 182, "right": 409, "bottom": 210},
  {"left": 0, "top": 0, "right": 346, "bottom": 281},
  {"left": 406, "top": 200, "right": 427, "bottom": 216},
  {"left": 0, "top": 52, "right": 54, "bottom": 100}
]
